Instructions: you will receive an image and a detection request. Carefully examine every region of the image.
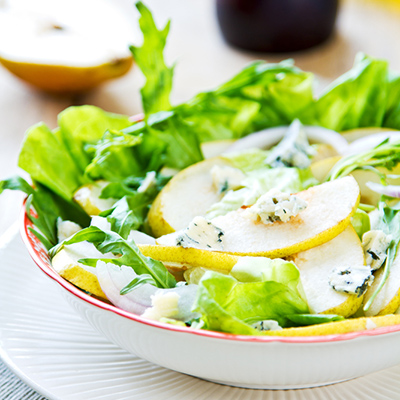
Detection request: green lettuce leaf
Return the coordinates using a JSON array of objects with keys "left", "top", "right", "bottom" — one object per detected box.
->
[
  {"left": 57, "top": 105, "right": 132, "bottom": 173},
  {"left": 301, "top": 53, "right": 388, "bottom": 131},
  {"left": 130, "top": 2, "right": 174, "bottom": 115},
  {"left": 193, "top": 269, "right": 309, "bottom": 334},
  {"left": 205, "top": 167, "right": 317, "bottom": 219}
]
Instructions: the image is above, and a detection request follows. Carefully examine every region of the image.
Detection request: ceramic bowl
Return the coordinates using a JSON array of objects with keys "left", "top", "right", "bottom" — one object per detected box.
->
[{"left": 21, "top": 209, "right": 400, "bottom": 390}]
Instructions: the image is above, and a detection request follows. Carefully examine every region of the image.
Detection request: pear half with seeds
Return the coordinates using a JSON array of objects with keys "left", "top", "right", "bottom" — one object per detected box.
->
[
  {"left": 141, "top": 176, "right": 360, "bottom": 267},
  {"left": 290, "top": 225, "right": 365, "bottom": 317}
]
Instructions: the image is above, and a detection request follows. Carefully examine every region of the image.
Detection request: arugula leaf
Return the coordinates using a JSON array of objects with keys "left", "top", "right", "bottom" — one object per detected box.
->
[
  {"left": 327, "top": 139, "right": 400, "bottom": 181},
  {"left": 52, "top": 226, "right": 176, "bottom": 289},
  {"left": 0, "top": 176, "right": 89, "bottom": 249},
  {"left": 84, "top": 130, "right": 143, "bottom": 181},
  {"left": 130, "top": 1, "right": 174, "bottom": 115}
]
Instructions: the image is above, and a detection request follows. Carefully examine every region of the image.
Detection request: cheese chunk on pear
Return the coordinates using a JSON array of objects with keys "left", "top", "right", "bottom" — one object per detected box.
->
[
  {"left": 156, "top": 176, "right": 360, "bottom": 258},
  {"left": 290, "top": 226, "right": 365, "bottom": 317}
]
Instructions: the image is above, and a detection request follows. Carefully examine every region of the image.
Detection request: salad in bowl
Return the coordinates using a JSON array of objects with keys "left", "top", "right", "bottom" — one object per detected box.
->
[{"left": 5, "top": 2, "right": 400, "bottom": 388}]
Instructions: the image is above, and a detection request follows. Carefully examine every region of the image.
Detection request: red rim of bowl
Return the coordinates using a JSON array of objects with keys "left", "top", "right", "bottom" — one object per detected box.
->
[{"left": 21, "top": 206, "right": 400, "bottom": 344}]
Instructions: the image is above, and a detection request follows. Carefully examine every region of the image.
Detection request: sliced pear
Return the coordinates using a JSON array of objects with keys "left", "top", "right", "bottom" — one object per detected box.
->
[
  {"left": 148, "top": 157, "right": 232, "bottom": 237},
  {"left": 143, "top": 177, "right": 360, "bottom": 269},
  {"left": 261, "top": 314, "right": 400, "bottom": 336},
  {"left": 310, "top": 156, "right": 342, "bottom": 182},
  {"left": 363, "top": 250, "right": 400, "bottom": 316},
  {"left": 52, "top": 242, "right": 111, "bottom": 300},
  {"left": 290, "top": 226, "right": 364, "bottom": 317},
  {"left": 73, "top": 180, "right": 116, "bottom": 216}
]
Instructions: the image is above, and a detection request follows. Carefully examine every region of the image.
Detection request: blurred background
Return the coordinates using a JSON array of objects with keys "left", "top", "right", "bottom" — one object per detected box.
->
[{"left": 0, "top": 0, "right": 400, "bottom": 236}]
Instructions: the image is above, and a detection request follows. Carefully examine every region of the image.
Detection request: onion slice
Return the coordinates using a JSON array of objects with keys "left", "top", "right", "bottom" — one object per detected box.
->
[
  {"left": 96, "top": 261, "right": 199, "bottom": 321},
  {"left": 224, "top": 125, "right": 349, "bottom": 155}
]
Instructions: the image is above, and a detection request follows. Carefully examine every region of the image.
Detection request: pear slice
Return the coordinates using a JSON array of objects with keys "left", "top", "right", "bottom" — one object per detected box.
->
[
  {"left": 261, "top": 314, "right": 400, "bottom": 336},
  {"left": 51, "top": 241, "right": 114, "bottom": 301},
  {"left": 142, "top": 177, "right": 360, "bottom": 268},
  {"left": 148, "top": 157, "right": 232, "bottom": 237},
  {"left": 290, "top": 226, "right": 364, "bottom": 317},
  {"left": 73, "top": 181, "right": 116, "bottom": 216},
  {"left": 363, "top": 251, "right": 400, "bottom": 316}
]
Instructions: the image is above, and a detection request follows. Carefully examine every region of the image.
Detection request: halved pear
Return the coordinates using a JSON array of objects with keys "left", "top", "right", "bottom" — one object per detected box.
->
[
  {"left": 261, "top": 314, "right": 400, "bottom": 336},
  {"left": 0, "top": 0, "right": 134, "bottom": 93},
  {"left": 142, "top": 177, "right": 360, "bottom": 268},
  {"left": 148, "top": 157, "right": 232, "bottom": 237},
  {"left": 290, "top": 226, "right": 364, "bottom": 317},
  {"left": 310, "top": 156, "right": 341, "bottom": 183},
  {"left": 363, "top": 250, "right": 400, "bottom": 316},
  {"left": 52, "top": 242, "right": 110, "bottom": 300}
]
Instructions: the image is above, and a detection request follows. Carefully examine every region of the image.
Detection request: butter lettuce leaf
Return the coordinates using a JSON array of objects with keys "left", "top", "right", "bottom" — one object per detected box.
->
[
  {"left": 193, "top": 264, "right": 309, "bottom": 333},
  {"left": 301, "top": 53, "right": 388, "bottom": 131},
  {"left": 205, "top": 167, "right": 317, "bottom": 219}
]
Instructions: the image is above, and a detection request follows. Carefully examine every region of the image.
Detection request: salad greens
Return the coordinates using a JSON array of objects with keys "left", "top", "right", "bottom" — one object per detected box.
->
[
  {"left": 4, "top": 1, "right": 400, "bottom": 335},
  {"left": 51, "top": 226, "right": 176, "bottom": 290}
]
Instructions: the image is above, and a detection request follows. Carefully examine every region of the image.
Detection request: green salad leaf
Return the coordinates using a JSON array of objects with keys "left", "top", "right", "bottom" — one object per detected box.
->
[
  {"left": 192, "top": 258, "right": 309, "bottom": 334},
  {"left": 51, "top": 226, "right": 176, "bottom": 289},
  {"left": 0, "top": 176, "right": 89, "bottom": 249},
  {"left": 130, "top": 2, "right": 174, "bottom": 115}
]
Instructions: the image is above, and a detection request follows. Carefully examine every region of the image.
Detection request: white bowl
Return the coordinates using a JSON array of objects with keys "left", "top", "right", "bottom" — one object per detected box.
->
[{"left": 21, "top": 210, "right": 400, "bottom": 390}]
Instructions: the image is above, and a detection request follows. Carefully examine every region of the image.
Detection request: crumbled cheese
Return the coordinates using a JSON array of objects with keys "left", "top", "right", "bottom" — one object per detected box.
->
[
  {"left": 57, "top": 219, "right": 82, "bottom": 242},
  {"left": 252, "top": 320, "right": 283, "bottom": 332},
  {"left": 141, "top": 291, "right": 180, "bottom": 321},
  {"left": 265, "top": 120, "right": 315, "bottom": 169},
  {"left": 329, "top": 265, "right": 374, "bottom": 297},
  {"left": 243, "top": 188, "right": 307, "bottom": 224},
  {"left": 211, "top": 165, "right": 245, "bottom": 193},
  {"left": 137, "top": 171, "right": 157, "bottom": 193},
  {"left": 365, "top": 318, "right": 377, "bottom": 330},
  {"left": 362, "top": 230, "right": 392, "bottom": 271},
  {"left": 175, "top": 216, "right": 225, "bottom": 250}
]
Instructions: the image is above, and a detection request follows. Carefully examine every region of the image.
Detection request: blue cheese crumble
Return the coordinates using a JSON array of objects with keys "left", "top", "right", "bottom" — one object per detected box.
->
[
  {"left": 251, "top": 320, "right": 283, "bottom": 332},
  {"left": 243, "top": 188, "right": 307, "bottom": 224},
  {"left": 329, "top": 265, "right": 374, "bottom": 297},
  {"left": 265, "top": 119, "right": 315, "bottom": 169},
  {"left": 362, "top": 230, "right": 392, "bottom": 271},
  {"left": 211, "top": 165, "right": 245, "bottom": 193},
  {"left": 175, "top": 216, "right": 225, "bottom": 250}
]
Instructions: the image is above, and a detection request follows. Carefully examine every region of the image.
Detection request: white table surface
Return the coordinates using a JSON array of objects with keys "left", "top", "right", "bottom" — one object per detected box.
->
[{"left": 1, "top": 0, "right": 400, "bottom": 398}]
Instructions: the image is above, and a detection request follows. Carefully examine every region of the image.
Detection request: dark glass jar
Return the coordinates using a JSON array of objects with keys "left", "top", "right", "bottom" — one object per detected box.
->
[{"left": 216, "top": 0, "right": 339, "bottom": 53}]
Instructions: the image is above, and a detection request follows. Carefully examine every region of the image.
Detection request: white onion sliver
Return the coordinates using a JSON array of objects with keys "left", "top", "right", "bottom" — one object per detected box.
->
[
  {"left": 344, "top": 132, "right": 400, "bottom": 156},
  {"left": 224, "top": 125, "right": 349, "bottom": 155},
  {"left": 366, "top": 182, "right": 400, "bottom": 198},
  {"left": 96, "top": 261, "right": 199, "bottom": 321}
]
